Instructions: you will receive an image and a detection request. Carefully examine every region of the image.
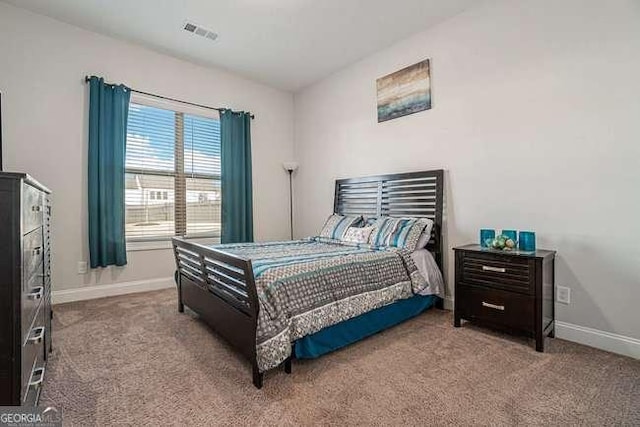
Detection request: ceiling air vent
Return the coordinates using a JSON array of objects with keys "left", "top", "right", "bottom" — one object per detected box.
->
[{"left": 183, "top": 21, "right": 218, "bottom": 41}]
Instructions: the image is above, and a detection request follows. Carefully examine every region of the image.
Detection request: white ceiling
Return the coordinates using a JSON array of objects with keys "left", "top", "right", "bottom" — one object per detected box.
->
[{"left": 3, "top": 0, "right": 477, "bottom": 91}]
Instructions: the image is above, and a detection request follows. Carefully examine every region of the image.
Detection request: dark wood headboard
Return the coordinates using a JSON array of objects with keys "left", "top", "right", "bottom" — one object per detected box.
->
[{"left": 333, "top": 170, "right": 444, "bottom": 267}]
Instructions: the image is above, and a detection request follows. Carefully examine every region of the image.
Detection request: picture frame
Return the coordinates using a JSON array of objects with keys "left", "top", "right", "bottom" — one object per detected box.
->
[{"left": 377, "top": 59, "right": 432, "bottom": 122}]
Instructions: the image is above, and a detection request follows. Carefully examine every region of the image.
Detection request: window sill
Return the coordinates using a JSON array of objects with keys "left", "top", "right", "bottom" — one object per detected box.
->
[
  {"left": 127, "top": 237, "right": 219, "bottom": 252},
  {"left": 127, "top": 240, "right": 173, "bottom": 252}
]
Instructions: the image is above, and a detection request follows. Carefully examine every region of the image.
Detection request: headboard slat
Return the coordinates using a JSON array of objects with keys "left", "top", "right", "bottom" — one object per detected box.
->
[{"left": 334, "top": 169, "right": 444, "bottom": 268}]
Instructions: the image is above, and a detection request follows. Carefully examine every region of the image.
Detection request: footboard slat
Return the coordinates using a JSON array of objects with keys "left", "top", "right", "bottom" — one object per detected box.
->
[
  {"left": 178, "top": 260, "right": 201, "bottom": 278},
  {"left": 177, "top": 253, "right": 204, "bottom": 272},
  {"left": 207, "top": 267, "right": 248, "bottom": 290},
  {"left": 208, "top": 275, "right": 249, "bottom": 301},
  {"left": 205, "top": 258, "right": 246, "bottom": 281}
]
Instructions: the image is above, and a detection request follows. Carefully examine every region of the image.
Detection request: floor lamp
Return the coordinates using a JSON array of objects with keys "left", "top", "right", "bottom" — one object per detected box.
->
[{"left": 282, "top": 162, "right": 299, "bottom": 240}]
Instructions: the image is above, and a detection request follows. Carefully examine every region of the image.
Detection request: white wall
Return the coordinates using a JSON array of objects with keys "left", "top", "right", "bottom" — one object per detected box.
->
[
  {"left": 294, "top": 0, "right": 640, "bottom": 339},
  {"left": 0, "top": 3, "right": 294, "bottom": 291}
]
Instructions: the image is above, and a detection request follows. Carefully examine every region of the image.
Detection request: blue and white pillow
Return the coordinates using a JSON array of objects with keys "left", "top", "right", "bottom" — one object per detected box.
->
[
  {"left": 368, "top": 217, "right": 431, "bottom": 251},
  {"left": 319, "top": 214, "right": 363, "bottom": 240}
]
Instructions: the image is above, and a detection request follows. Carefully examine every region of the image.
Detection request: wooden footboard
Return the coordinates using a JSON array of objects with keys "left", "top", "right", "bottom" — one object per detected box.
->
[{"left": 171, "top": 237, "right": 264, "bottom": 388}]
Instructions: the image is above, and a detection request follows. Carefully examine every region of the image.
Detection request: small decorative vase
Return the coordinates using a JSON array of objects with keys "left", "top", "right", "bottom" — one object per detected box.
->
[
  {"left": 519, "top": 231, "right": 536, "bottom": 251},
  {"left": 480, "top": 229, "right": 495, "bottom": 247},
  {"left": 501, "top": 229, "right": 517, "bottom": 242}
]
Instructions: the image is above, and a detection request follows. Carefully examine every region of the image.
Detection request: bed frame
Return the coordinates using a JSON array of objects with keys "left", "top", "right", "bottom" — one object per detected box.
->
[{"left": 172, "top": 169, "right": 444, "bottom": 388}]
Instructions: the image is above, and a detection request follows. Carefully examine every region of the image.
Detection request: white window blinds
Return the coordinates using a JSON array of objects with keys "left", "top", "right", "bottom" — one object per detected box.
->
[{"left": 125, "top": 99, "right": 221, "bottom": 242}]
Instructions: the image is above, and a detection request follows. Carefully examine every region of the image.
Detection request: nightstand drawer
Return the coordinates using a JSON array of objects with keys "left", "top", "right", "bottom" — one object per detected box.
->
[
  {"left": 461, "top": 252, "right": 533, "bottom": 294},
  {"left": 456, "top": 285, "right": 534, "bottom": 332}
]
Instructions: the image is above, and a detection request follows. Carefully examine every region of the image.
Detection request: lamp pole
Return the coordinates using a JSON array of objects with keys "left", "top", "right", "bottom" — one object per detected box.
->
[
  {"left": 282, "top": 162, "right": 298, "bottom": 240},
  {"left": 288, "top": 169, "right": 293, "bottom": 240}
]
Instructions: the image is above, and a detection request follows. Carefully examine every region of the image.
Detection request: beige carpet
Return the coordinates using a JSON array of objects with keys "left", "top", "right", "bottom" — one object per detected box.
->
[{"left": 41, "top": 289, "right": 639, "bottom": 426}]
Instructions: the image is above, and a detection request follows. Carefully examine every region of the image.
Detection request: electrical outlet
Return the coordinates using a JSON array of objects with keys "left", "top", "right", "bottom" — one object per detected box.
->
[
  {"left": 556, "top": 286, "right": 571, "bottom": 304},
  {"left": 77, "top": 261, "right": 88, "bottom": 275}
]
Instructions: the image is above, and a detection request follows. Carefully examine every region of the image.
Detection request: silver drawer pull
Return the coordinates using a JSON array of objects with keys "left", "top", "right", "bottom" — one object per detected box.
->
[
  {"left": 482, "top": 265, "right": 506, "bottom": 273},
  {"left": 28, "top": 326, "right": 45, "bottom": 344},
  {"left": 29, "top": 367, "right": 45, "bottom": 389},
  {"left": 31, "top": 205, "right": 42, "bottom": 212},
  {"left": 27, "top": 286, "right": 44, "bottom": 300},
  {"left": 33, "top": 247, "right": 41, "bottom": 256},
  {"left": 482, "top": 301, "right": 505, "bottom": 311}
]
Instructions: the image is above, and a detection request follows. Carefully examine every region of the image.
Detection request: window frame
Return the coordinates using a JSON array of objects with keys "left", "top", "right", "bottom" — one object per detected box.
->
[{"left": 125, "top": 93, "right": 221, "bottom": 251}]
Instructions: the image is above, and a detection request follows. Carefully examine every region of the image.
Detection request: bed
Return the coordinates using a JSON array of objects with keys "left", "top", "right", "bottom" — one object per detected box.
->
[{"left": 172, "top": 169, "right": 444, "bottom": 388}]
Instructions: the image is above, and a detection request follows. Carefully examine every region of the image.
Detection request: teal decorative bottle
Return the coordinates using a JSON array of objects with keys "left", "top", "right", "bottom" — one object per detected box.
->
[
  {"left": 480, "top": 229, "right": 495, "bottom": 247},
  {"left": 519, "top": 231, "right": 536, "bottom": 251}
]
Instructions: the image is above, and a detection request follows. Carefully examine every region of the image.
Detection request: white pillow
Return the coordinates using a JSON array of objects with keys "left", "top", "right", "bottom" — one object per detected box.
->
[
  {"left": 415, "top": 219, "right": 435, "bottom": 249},
  {"left": 342, "top": 226, "right": 374, "bottom": 244}
]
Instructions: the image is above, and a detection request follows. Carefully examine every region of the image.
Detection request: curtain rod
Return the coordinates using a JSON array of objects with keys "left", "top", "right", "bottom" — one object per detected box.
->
[{"left": 84, "top": 76, "right": 255, "bottom": 119}]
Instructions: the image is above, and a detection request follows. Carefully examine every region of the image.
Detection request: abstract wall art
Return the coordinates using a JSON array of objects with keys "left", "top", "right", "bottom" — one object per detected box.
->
[{"left": 377, "top": 59, "right": 431, "bottom": 122}]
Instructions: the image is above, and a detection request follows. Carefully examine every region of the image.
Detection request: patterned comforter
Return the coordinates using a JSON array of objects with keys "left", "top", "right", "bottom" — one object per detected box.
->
[{"left": 213, "top": 237, "right": 431, "bottom": 372}]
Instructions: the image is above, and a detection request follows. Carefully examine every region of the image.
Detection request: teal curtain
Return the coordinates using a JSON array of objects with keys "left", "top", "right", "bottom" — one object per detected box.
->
[
  {"left": 88, "top": 76, "right": 131, "bottom": 268},
  {"left": 220, "top": 110, "right": 253, "bottom": 243}
]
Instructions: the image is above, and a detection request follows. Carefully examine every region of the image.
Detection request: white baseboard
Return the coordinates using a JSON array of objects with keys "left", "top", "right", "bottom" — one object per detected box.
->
[
  {"left": 555, "top": 321, "right": 640, "bottom": 360},
  {"left": 442, "top": 296, "right": 454, "bottom": 311},
  {"left": 52, "top": 277, "right": 174, "bottom": 305}
]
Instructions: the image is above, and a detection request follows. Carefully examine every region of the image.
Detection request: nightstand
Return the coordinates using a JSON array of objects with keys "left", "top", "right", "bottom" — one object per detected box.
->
[{"left": 453, "top": 244, "right": 556, "bottom": 352}]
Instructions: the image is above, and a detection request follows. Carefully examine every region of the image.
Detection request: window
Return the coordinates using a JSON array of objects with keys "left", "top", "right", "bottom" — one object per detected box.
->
[{"left": 125, "top": 95, "right": 221, "bottom": 244}]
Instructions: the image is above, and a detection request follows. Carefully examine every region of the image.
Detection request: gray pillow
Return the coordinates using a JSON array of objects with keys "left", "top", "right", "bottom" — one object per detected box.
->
[{"left": 319, "top": 214, "right": 363, "bottom": 239}]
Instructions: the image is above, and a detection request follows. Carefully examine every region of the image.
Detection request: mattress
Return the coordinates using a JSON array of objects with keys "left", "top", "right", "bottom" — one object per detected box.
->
[{"left": 214, "top": 237, "right": 440, "bottom": 372}]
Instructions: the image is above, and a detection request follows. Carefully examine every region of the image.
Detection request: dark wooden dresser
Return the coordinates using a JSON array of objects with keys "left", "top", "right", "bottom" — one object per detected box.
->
[
  {"left": 453, "top": 244, "right": 555, "bottom": 351},
  {"left": 0, "top": 172, "right": 52, "bottom": 405}
]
